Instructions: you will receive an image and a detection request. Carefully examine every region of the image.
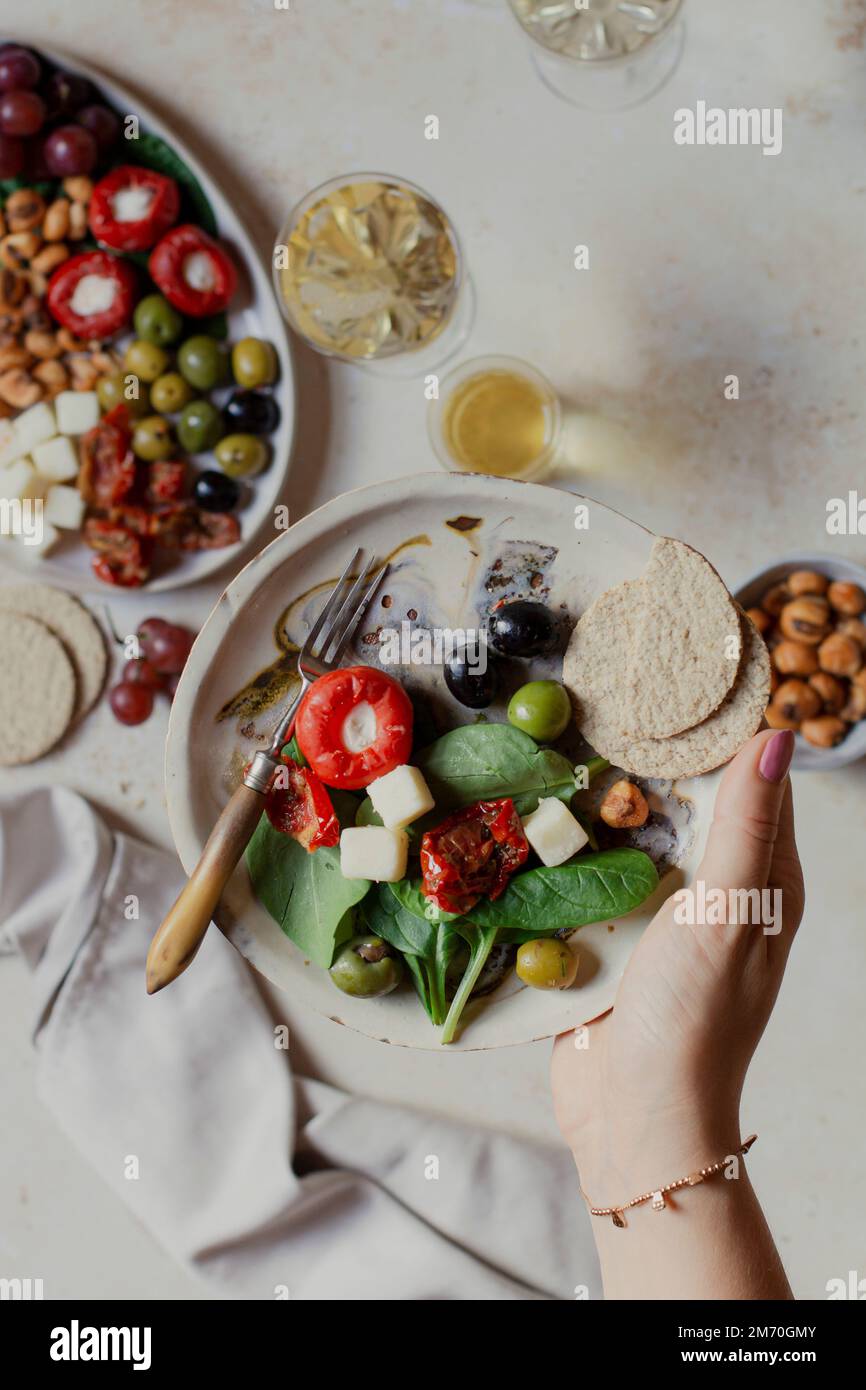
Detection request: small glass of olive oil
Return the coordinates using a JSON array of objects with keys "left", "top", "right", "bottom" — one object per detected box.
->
[{"left": 428, "top": 355, "right": 561, "bottom": 480}]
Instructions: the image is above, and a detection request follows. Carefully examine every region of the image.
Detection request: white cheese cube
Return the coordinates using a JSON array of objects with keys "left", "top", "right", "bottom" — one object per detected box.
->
[
  {"left": 17, "top": 521, "right": 59, "bottom": 557},
  {"left": 33, "top": 435, "right": 79, "bottom": 483},
  {"left": 340, "top": 826, "right": 409, "bottom": 882},
  {"left": 43, "top": 484, "right": 85, "bottom": 530},
  {"left": 55, "top": 390, "right": 100, "bottom": 436},
  {"left": 521, "top": 798, "right": 589, "bottom": 868},
  {"left": 0, "top": 419, "right": 20, "bottom": 468},
  {"left": 21, "top": 470, "right": 50, "bottom": 502},
  {"left": 14, "top": 401, "right": 56, "bottom": 456},
  {"left": 367, "top": 764, "right": 435, "bottom": 829},
  {"left": 0, "top": 458, "right": 35, "bottom": 508}
]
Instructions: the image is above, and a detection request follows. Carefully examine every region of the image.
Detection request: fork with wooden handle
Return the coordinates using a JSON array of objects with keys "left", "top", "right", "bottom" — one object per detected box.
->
[{"left": 145, "top": 549, "right": 388, "bottom": 995}]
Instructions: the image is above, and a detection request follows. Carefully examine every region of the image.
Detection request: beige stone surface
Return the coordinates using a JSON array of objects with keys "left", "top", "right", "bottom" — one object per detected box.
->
[{"left": 0, "top": 0, "right": 864, "bottom": 1301}]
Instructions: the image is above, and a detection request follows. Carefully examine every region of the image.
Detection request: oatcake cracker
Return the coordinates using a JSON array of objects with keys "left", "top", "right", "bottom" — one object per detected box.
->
[
  {"left": 0, "top": 584, "right": 107, "bottom": 720},
  {"left": 562, "top": 578, "right": 641, "bottom": 757},
  {"left": 624, "top": 538, "right": 740, "bottom": 740},
  {"left": 609, "top": 609, "right": 771, "bottom": 780},
  {"left": 0, "top": 611, "right": 76, "bottom": 765}
]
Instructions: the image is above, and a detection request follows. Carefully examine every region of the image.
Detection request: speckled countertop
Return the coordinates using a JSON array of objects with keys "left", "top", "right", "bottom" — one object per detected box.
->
[{"left": 0, "top": 0, "right": 864, "bottom": 1300}]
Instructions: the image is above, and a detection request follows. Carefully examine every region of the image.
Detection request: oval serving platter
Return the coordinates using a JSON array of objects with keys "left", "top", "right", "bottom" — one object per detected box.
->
[
  {"left": 0, "top": 42, "right": 295, "bottom": 594},
  {"left": 166, "top": 472, "right": 717, "bottom": 1051}
]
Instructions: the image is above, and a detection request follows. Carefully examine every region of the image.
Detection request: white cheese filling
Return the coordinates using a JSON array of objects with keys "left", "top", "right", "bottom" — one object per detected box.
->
[
  {"left": 111, "top": 185, "right": 156, "bottom": 222},
  {"left": 69, "top": 274, "right": 117, "bottom": 318},
  {"left": 182, "top": 251, "right": 217, "bottom": 292},
  {"left": 341, "top": 701, "right": 377, "bottom": 754}
]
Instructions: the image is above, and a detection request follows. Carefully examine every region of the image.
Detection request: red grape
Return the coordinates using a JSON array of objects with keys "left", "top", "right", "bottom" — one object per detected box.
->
[
  {"left": 144, "top": 624, "right": 195, "bottom": 675},
  {"left": 0, "top": 88, "right": 45, "bottom": 136},
  {"left": 0, "top": 46, "right": 40, "bottom": 93},
  {"left": 76, "top": 103, "right": 120, "bottom": 153},
  {"left": 109, "top": 681, "right": 154, "bottom": 726},
  {"left": 123, "top": 658, "right": 164, "bottom": 691},
  {"left": 43, "top": 123, "right": 98, "bottom": 176},
  {"left": 0, "top": 133, "right": 24, "bottom": 178},
  {"left": 44, "top": 69, "right": 92, "bottom": 117}
]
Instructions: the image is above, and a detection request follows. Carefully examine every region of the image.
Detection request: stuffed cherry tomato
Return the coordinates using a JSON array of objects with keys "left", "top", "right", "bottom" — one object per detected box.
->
[
  {"left": 46, "top": 250, "right": 137, "bottom": 339},
  {"left": 420, "top": 798, "right": 528, "bottom": 915},
  {"left": 148, "top": 224, "right": 237, "bottom": 317},
  {"left": 264, "top": 756, "right": 339, "bottom": 851},
  {"left": 295, "top": 666, "right": 413, "bottom": 790},
  {"left": 89, "top": 165, "right": 180, "bottom": 253}
]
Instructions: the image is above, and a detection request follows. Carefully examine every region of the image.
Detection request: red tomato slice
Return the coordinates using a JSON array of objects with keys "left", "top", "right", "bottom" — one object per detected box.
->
[
  {"left": 295, "top": 666, "right": 413, "bottom": 790},
  {"left": 264, "top": 757, "right": 339, "bottom": 851}
]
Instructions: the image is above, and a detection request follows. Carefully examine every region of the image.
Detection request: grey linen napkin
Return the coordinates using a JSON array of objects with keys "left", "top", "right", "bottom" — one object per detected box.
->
[{"left": 0, "top": 786, "right": 600, "bottom": 1301}]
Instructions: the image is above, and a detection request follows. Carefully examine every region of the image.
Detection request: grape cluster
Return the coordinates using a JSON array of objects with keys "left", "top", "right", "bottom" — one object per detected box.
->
[{"left": 0, "top": 44, "right": 120, "bottom": 180}]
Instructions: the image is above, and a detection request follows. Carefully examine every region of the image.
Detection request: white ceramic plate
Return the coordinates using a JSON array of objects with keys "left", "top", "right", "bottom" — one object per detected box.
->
[
  {"left": 735, "top": 551, "right": 866, "bottom": 772},
  {"left": 0, "top": 45, "right": 295, "bottom": 594},
  {"left": 166, "top": 473, "right": 715, "bottom": 1050}
]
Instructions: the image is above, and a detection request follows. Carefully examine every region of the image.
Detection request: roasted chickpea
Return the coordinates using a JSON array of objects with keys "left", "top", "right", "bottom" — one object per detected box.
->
[
  {"left": 761, "top": 582, "right": 789, "bottom": 617},
  {"left": 787, "top": 569, "right": 829, "bottom": 598},
  {"left": 827, "top": 581, "right": 866, "bottom": 617},
  {"left": 808, "top": 671, "right": 847, "bottom": 714},
  {"left": 765, "top": 703, "right": 799, "bottom": 731},
  {"left": 769, "top": 667, "right": 779, "bottom": 696},
  {"left": 838, "top": 618, "right": 866, "bottom": 648},
  {"left": 779, "top": 596, "right": 830, "bottom": 645},
  {"left": 800, "top": 715, "right": 846, "bottom": 748},
  {"left": 773, "top": 679, "right": 821, "bottom": 723},
  {"left": 817, "top": 632, "right": 862, "bottom": 678},
  {"left": 854, "top": 667, "right": 866, "bottom": 692},
  {"left": 746, "top": 606, "right": 772, "bottom": 636},
  {"left": 772, "top": 640, "right": 818, "bottom": 677},
  {"left": 599, "top": 778, "right": 649, "bottom": 829},
  {"left": 841, "top": 685, "right": 866, "bottom": 723}
]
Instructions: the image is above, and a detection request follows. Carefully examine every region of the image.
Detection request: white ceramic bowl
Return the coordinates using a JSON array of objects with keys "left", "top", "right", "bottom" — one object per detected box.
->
[
  {"left": 166, "top": 472, "right": 716, "bottom": 1050},
  {"left": 735, "top": 552, "right": 866, "bottom": 771}
]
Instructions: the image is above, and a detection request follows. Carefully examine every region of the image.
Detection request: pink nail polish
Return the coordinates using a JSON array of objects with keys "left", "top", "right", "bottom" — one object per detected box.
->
[{"left": 759, "top": 729, "right": 795, "bottom": 783}]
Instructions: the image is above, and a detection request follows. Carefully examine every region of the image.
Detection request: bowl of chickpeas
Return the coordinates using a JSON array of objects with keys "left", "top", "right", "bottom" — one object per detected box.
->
[{"left": 736, "top": 554, "right": 866, "bottom": 770}]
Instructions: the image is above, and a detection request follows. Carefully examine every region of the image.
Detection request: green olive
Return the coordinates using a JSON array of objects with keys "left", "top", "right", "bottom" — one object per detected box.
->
[
  {"left": 507, "top": 680, "right": 571, "bottom": 742},
  {"left": 132, "top": 414, "right": 175, "bottom": 462},
  {"left": 177, "top": 399, "right": 224, "bottom": 453},
  {"left": 329, "top": 935, "right": 403, "bottom": 998},
  {"left": 124, "top": 339, "right": 170, "bottom": 384},
  {"left": 133, "top": 293, "right": 183, "bottom": 348},
  {"left": 177, "top": 335, "right": 227, "bottom": 391},
  {"left": 215, "top": 432, "right": 268, "bottom": 478},
  {"left": 96, "top": 371, "right": 150, "bottom": 418},
  {"left": 150, "top": 372, "right": 193, "bottom": 415},
  {"left": 231, "top": 336, "right": 277, "bottom": 388},
  {"left": 515, "top": 938, "right": 578, "bottom": 991}
]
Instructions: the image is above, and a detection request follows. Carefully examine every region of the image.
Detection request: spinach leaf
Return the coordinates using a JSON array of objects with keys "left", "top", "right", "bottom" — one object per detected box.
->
[
  {"left": 128, "top": 130, "right": 219, "bottom": 236},
  {"left": 439, "top": 922, "right": 500, "bottom": 1046},
  {"left": 416, "top": 723, "right": 576, "bottom": 815},
  {"left": 361, "top": 884, "right": 461, "bottom": 1025},
  {"left": 246, "top": 790, "right": 369, "bottom": 969},
  {"left": 387, "top": 878, "right": 460, "bottom": 923},
  {"left": 466, "top": 849, "right": 658, "bottom": 934}
]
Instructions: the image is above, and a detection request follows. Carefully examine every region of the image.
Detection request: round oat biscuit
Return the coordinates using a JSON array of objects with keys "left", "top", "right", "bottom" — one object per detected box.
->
[
  {"left": 0, "top": 611, "right": 76, "bottom": 765},
  {"left": 623, "top": 537, "right": 741, "bottom": 741},
  {"left": 562, "top": 578, "right": 641, "bottom": 757},
  {"left": 0, "top": 583, "right": 107, "bottom": 720},
  {"left": 608, "top": 610, "right": 771, "bottom": 781}
]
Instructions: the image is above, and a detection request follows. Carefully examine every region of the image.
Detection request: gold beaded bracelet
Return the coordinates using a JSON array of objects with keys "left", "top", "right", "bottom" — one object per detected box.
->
[{"left": 580, "top": 1134, "right": 758, "bottom": 1228}]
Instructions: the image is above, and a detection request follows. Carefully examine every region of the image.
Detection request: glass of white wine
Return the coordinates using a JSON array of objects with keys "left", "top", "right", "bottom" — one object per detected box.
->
[
  {"left": 428, "top": 355, "right": 562, "bottom": 480},
  {"left": 508, "top": 0, "right": 686, "bottom": 111},
  {"left": 273, "top": 174, "right": 473, "bottom": 377}
]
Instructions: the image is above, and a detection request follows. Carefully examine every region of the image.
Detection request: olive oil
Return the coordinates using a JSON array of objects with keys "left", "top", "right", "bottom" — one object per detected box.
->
[{"left": 435, "top": 361, "right": 560, "bottom": 478}]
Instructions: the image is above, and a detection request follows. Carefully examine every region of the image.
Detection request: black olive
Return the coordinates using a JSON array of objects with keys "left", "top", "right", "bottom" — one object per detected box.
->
[
  {"left": 444, "top": 646, "right": 500, "bottom": 709},
  {"left": 223, "top": 390, "right": 281, "bottom": 436},
  {"left": 488, "top": 600, "right": 559, "bottom": 658},
  {"left": 194, "top": 469, "right": 240, "bottom": 513}
]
